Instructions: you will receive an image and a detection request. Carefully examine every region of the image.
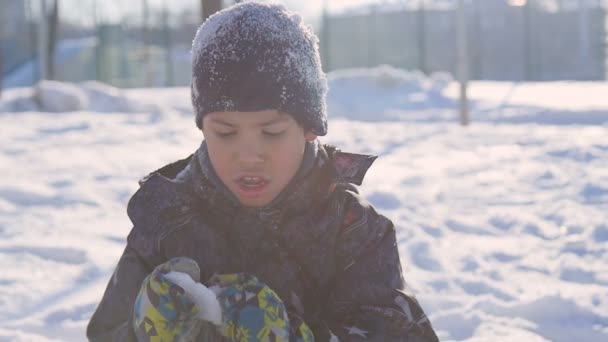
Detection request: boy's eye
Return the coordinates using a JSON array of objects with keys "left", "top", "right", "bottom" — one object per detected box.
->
[
  {"left": 216, "top": 131, "right": 236, "bottom": 137},
  {"left": 263, "top": 130, "right": 285, "bottom": 137}
]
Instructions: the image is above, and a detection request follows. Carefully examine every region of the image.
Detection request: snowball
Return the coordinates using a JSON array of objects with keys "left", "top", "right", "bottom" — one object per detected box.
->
[{"left": 164, "top": 271, "right": 222, "bottom": 325}]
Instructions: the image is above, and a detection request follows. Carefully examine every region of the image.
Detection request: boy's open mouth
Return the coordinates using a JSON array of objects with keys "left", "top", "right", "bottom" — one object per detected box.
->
[
  {"left": 235, "top": 175, "right": 269, "bottom": 198},
  {"left": 238, "top": 176, "right": 267, "bottom": 187}
]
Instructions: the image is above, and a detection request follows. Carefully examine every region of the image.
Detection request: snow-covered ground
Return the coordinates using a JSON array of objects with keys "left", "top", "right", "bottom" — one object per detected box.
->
[{"left": 1, "top": 67, "right": 607, "bottom": 341}]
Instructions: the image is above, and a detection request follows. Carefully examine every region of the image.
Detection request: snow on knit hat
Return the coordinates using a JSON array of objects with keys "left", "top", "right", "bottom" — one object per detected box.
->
[{"left": 190, "top": 2, "right": 328, "bottom": 136}]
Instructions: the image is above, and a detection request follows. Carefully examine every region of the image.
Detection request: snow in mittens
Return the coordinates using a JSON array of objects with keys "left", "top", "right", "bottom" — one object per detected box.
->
[
  {"left": 1, "top": 66, "right": 608, "bottom": 341},
  {"left": 163, "top": 271, "right": 222, "bottom": 325}
]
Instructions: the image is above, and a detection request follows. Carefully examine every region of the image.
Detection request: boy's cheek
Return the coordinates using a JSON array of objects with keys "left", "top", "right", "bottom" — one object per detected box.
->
[{"left": 305, "top": 131, "right": 317, "bottom": 142}]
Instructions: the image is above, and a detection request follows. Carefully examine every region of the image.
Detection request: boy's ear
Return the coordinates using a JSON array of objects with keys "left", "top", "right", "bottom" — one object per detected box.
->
[{"left": 305, "top": 131, "right": 317, "bottom": 142}]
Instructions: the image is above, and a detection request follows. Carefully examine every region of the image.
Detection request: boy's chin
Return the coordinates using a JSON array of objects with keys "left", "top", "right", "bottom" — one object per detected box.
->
[{"left": 236, "top": 196, "right": 273, "bottom": 208}]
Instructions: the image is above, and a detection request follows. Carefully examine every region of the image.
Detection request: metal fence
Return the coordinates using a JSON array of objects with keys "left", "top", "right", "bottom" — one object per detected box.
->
[
  {"left": 1, "top": 0, "right": 201, "bottom": 89},
  {"left": 2, "top": 0, "right": 607, "bottom": 89},
  {"left": 321, "top": 0, "right": 608, "bottom": 81}
]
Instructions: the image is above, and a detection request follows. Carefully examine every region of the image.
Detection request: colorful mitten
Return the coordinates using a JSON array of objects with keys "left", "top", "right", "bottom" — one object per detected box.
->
[
  {"left": 209, "top": 273, "right": 315, "bottom": 342},
  {"left": 132, "top": 257, "right": 203, "bottom": 342}
]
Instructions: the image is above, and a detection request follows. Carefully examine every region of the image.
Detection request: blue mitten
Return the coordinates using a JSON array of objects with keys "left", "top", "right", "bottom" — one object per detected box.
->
[{"left": 209, "top": 273, "right": 315, "bottom": 342}]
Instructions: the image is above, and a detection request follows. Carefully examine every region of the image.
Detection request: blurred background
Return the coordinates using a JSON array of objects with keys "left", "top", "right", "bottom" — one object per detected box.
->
[
  {"left": 1, "top": 2, "right": 608, "bottom": 341},
  {"left": 1, "top": 0, "right": 607, "bottom": 90}
]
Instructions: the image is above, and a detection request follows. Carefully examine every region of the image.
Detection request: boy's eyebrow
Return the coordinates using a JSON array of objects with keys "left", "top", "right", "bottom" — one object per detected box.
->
[
  {"left": 210, "top": 118, "right": 235, "bottom": 127},
  {"left": 260, "top": 115, "right": 287, "bottom": 126},
  {"left": 210, "top": 114, "right": 287, "bottom": 127}
]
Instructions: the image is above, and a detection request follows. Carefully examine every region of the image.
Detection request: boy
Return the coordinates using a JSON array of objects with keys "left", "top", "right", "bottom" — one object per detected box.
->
[{"left": 87, "top": 2, "right": 438, "bottom": 341}]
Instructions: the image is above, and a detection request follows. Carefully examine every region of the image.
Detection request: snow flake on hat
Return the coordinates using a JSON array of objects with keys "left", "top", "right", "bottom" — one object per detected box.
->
[
  {"left": 191, "top": 1, "right": 327, "bottom": 101},
  {"left": 345, "top": 326, "right": 368, "bottom": 338}
]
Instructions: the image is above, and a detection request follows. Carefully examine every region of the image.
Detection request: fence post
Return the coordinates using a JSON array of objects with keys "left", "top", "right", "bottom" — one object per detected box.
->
[
  {"left": 92, "top": 0, "right": 100, "bottom": 82},
  {"left": 27, "top": 0, "right": 37, "bottom": 85},
  {"left": 418, "top": 0, "right": 427, "bottom": 74},
  {"left": 523, "top": 0, "right": 533, "bottom": 80},
  {"left": 38, "top": 0, "right": 49, "bottom": 81},
  {"left": 577, "top": 0, "right": 590, "bottom": 79},
  {"left": 471, "top": 0, "right": 483, "bottom": 79},
  {"left": 322, "top": 0, "right": 330, "bottom": 71},
  {"left": 0, "top": 45, "right": 3, "bottom": 99},
  {"left": 142, "top": 0, "right": 151, "bottom": 86},
  {"left": 368, "top": 4, "right": 377, "bottom": 68},
  {"left": 457, "top": 0, "right": 469, "bottom": 125},
  {"left": 201, "top": 0, "right": 222, "bottom": 22},
  {"left": 163, "top": 0, "right": 174, "bottom": 87},
  {"left": 47, "top": 0, "right": 58, "bottom": 80}
]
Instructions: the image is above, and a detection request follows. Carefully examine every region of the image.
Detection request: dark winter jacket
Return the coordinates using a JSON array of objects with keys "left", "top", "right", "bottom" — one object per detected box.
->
[{"left": 87, "top": 141, "right": 438, "bottom": 342}]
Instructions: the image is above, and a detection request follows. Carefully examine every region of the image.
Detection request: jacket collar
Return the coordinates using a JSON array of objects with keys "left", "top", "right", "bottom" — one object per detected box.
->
[
  {"left": 188, "top": 140, "right": 326, "bottom": 223},
  {"left": 136, "top": 141, "right": 377, "bottom": 224}
]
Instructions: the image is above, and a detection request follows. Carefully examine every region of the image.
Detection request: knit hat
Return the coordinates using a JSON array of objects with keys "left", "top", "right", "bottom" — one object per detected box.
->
[{"left": 190, "top": 2, "right": 328, "bottom": 136}]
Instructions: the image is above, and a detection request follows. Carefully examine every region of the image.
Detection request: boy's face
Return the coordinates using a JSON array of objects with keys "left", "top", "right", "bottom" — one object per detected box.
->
[{"left": 202, "top": 110, "right": 317, "bottom": 208}]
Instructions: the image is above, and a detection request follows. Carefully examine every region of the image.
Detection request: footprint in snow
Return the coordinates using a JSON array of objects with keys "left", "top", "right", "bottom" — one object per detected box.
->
[
  {"left": 366, "top": 191, "right": 401, "bottom": 210},
  {"left": 580, "top": 183, "right": 608, "bottom": 203},
  {"left": 409, "top": 241, "right": 442, "bottom": 271},
  {"left": 489, "top": 252, "right": 521, "bottom": 263},
  {"left": 459, "top": 280, "right": 515, "bottom": 301},
  {"left": 0, "top": 246, "right": 87, "bottom": 265},
  {"left": 45, "top": 303, "right": 97, "bottom": 324},
  {"left": 593, "top": 225, "right": 608, "bottom": 242},
  {"left": 0, "top": 186, "right": 97, "bottom": 208}
]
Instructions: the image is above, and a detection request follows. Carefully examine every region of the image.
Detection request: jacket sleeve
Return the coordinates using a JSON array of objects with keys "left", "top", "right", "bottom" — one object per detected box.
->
[
  {"left": 87, "top": 174, "right": 184, "bottom": 341},
  {"left": 325, "top": 190, "right": 439, "bottom": 342},
  {"left": 87, "top": 244, "right": 152, "bottom": 342}
]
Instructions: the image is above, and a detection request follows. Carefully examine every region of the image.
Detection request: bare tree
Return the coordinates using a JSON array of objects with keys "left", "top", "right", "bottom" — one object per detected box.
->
[
  {"left": 201, "top": 0, "right": 223, "bottom": 22},
  {"left": 418, "top": 0, "right": 427, "bottom": 74},
  {"left": 321, "top": 0, "right": 330, "bottom": 71},
  {"left": 38, "top": 0, "right": 49, "bottom": 81},
  {"left": 142, "top": 0, "right": 151, "bottom": 86},
  {"left": 0, "top": 46, "right": 3, "bottom": 99},
  {"left": 37, "top": 0, "right": 59, "bottom": 81},
  {"left": 162, "top": 0, "right": 174, "bottom": 86},
  {"left": 457, "top": 0, "right": 469, "bottom": 125},
  {"left": 47, "top": 0, "right": 59, "bottom": 80}
]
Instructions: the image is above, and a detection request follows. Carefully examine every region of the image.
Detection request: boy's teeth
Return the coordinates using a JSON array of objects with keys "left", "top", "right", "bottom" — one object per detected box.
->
[{"left": 241, "top": 176, "right": 264, "bottom": 185}]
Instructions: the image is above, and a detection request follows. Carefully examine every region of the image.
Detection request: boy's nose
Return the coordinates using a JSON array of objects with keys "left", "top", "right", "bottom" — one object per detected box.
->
[{"left": 237, "top": 144, "right": 264, "bottom": 167}]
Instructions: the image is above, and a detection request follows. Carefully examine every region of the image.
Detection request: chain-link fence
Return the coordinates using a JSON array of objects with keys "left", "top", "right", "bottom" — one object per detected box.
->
[
  {"left": 1, "top": 0, "right": 37, "bottom": 87},
  {"left": 320, "top": 0, "right": 608, "bottom": 81},
  {"left": 2, "top": 0, "right": 607, "bottom": 89},
  {"left": 1, "top": 0, "right": 203, "bottom": 89}
]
